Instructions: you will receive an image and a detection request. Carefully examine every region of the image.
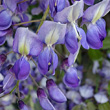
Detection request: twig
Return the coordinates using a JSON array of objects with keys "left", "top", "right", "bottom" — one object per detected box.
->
[
  {"left": 6, "top": 51, "right": 14, "bottom": 56},
  {"left": 29, "top": 74, "right": 39, "bottom": 88},
  {"left": 17, "top": 0, "right": 29, "bottom": 4},
  {"left": 36, "top": 6, "right": 50, "bottom": 34},
  {"left": 13, "top": 19, "right": 41, "bottom": 26}
]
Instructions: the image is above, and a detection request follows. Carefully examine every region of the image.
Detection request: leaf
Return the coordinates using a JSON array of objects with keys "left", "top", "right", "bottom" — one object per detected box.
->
[
  {"left": 102, "top": 37, "right": 110, "bottom": 49},
  {"left": 88, "top": 49, "right": 103, "bottom": 61},
  {"left": 87, "top": 102, "right": 97, "bottom": 110},
  {"left": 72, "top": 105, "right": 87, "bottom": 110},
  {"left": 98, "top": 102, "right": 110, "bottom": 110},
  {"left": 107, "top": 81, "right": 110, "bottom": 96}
]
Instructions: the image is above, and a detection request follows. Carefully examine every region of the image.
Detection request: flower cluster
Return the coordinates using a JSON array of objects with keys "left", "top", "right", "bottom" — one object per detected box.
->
[{"left": 0, "top": 0, "right": 110, "bottom": 110}]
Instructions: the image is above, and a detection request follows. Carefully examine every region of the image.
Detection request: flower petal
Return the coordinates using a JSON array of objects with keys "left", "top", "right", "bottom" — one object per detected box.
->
[
  {"left": 65, "top": 24, "right": 78, "bottom": 54},
  {"left": 84, "top": 0, "right": 94, "bottom": 5},
  {"left": 82, "top": 0, "right": 110, "bottom": 24},
  {"left": 37, "top": 88, "right": 55, "bottom": 110},
  {"left": 46, "top": 79, "right": 67, "bottom": 103},
  {"left": 38, "top": 21, "right": 66, "bottom": 45},
  {"left": 0, "top": 36, "right": 6, "bottom": 46},
  {"left": 54, "top": 0, "right": 84, "bottom": 23},
  {"left": 68, "top": 43, "right": 81, "bottom": 66},
  {"left": 63, "top": 67, "right": 80, "bottom": 88},
  {"left": 3, "top": 73, "right": 15, "bottom": 90},
  {"left": 12, "top": 57, "right": 30, "bottom": 80},
  {"left": 13, "top": 27, "right": 43, "bottom": 56},
  {"left": 86, "top": 23, "right": 103, "bottom": 49},
  {"left": 0, "top": 10, "right": 12, "bottom": 30}
]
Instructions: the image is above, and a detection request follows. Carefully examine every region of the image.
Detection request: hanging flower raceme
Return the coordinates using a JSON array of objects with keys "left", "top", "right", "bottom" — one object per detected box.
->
[
  {"left": 46, "top": 79, "right": 67, "bottom": 103},
  {"left": 2, "top": 27, "right": 43, "bottom": 90},
  {"left": 82, "top": 0, "right": 110, "bottom": 49},
  {"left": 63, "top": 67, "right": 80, "bottom": 88},
  {"left": 54, "top": 0, "right": 89, "bottom": 65},
  {"left": 37, "top": 21, "right": 66, "bottom": 75}
]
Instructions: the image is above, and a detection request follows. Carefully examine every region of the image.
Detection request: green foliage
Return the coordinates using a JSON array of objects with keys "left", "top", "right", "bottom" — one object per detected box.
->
[
  {"left": 88, "top": 49, "right": 103, "bottom": 61},
  {"left": 87, "top": 102, "right": 96, "bottom": 110},
  {"left": 98, "top": 102, "right": 110, "bottom": 110},
  {"left": 102, "top": 37, "right": 110, "bottom": 49}
]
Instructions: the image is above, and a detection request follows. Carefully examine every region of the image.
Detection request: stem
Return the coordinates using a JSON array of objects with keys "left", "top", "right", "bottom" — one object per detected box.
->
[
  {"left": 17, "top": 81, "right": 20, "bottom": 99},
  {"left": 10, "top": 81, "right": 19, "bottom": 94},
  {"left": 0, "top": 81, "right": 20, "bottom": 98},
  {"left": 54, "top": 49, "right": 65, "bottom": 59},
  {"left": 36, "top": 5, "right": 50, "bottom": 34},
  {"left": 31, "top": 58, "right": 37, "bottom": 67},
  {"left": 6, "top": 51, "right": 14, "bottom": 56},
  {"left": 17, "top": 0, "right": 29, "bottom": 4},
  {"left": 13, "top": 19, "right": 41, "bottom": 26},
  {"left": 0, "top": 93, "right": 10, "bottom": 98},
  {"left": 29, "top": 74, "right": 39, "bottom": 88}
]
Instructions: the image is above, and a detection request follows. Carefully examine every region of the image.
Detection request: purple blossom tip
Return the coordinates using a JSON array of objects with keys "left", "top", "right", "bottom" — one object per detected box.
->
[
  {"left": 46, "top": 79, "right": 67, "bottom": 103},
  {"left": 0, "top": 54, "right": 7, "bottom": 66}
]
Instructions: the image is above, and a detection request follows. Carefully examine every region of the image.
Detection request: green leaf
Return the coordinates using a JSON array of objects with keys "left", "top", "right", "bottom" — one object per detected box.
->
[
  {"left": 98, "top": 102, "right": 110, "bottom": 110},
  {"left": 102, "top": 37, "right": 110, "bottom": 49},
  {"left": 107, "top": 81, "right": 110, "bottom": 96},
  {"left": 87, "top": 102, "right": 97, "bottom": 110},
  {"left": 88, "top": 49, "right": 103, "bottom": 61},
  {"left": 72, "top": 105, "right": 87, "bottom": 110}
]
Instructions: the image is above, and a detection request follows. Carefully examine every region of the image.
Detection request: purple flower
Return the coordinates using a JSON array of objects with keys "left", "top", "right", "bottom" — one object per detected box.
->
[
  {"left": 37, "top": 21, "right": 66, "bottom": 75},
  {"left": 37, "top": 88, "right": 55, "bottom": 110},
  {"left": 54, "top": 0, "right": 89, "bottom": 56},
  {"left": 0, "top": 54, "right": 7, "bottom": 66},
  {"left": 46, "top": 79, "right": 67, "bottom": 103},
  {"left": 82, "top": 0, "right": 110, "bottom": 49},
  {"left": 79, "top": 85, "right": 94, "bottom": 99},
  {"left": 0, "top": 9, "right": 12, "bottom": 45},
  {"left": 0, "top": 86, "right": 4, "bottom": 94},
  {"left": 0, "top": 10, "right": 12, "bottom": 30},
  {"left": 3, "top": 70, "right": 16, "bottom": 90},
  {"left": 63, "top": 67, "right": 80, "bottom": 88},
  {"left": 71, "top": 0, "right": 94, "bottom": 5},
  {"left": 38, "top": 47, "right": 58, "bottom": 75},
  {"left": 94, "top": 92, "right": 108, "bottom": 103},
  {"left": 13, "top": 27, "right": 43, "bottom": 56},
  {"left": 11, "top": 57, "right": 30, "bottom": 80},
  {"left": 18, "top": 100, "right": 29, "bottom": 110},
  {"left": 49, "top": 0, "right": 69, "bottom": 17}
]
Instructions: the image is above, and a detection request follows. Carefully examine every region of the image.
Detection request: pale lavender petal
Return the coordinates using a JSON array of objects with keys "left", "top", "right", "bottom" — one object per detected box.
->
[
  {"left": 3, "top": 73, "right": 15, "bottom": 90},
  {"left": 94, "top": 92, "right": 108, "bottom": 103},
  {"left": 13, "top": 27, "right": 43, "bottom": 56},
  {"left": 38, "top": 21, "right": 66, "bottom": 45},
  {"left": 31, "top": 7, "right": 42, "bottom": 15},
  {"left": 54, "top": 0, "right": 84, "bottom": 23},
  {"left": 79, "top": 85, "right": 94, "bottom": 99},
  {"left": 82, "top": 0, "right": 109, "bottom": 24}
]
